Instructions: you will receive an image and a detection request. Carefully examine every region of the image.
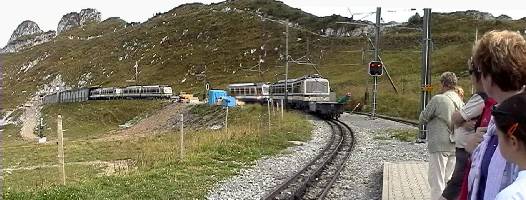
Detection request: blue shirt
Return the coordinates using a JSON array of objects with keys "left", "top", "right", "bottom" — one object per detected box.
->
[{"left": 477, "top": 135, "right": 499, "bottom": 200}]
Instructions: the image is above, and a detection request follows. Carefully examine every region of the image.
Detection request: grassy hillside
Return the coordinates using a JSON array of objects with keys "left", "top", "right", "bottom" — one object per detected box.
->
[
  {"left": 2, "top": 0, "right": 526, "bottom": 119},
  {"left": 3, "top": 104, "right": 312, "bottom": 199}
]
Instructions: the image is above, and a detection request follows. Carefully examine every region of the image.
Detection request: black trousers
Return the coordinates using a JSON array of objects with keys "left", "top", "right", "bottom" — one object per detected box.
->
[{"left": 442, "top": 148, "right": 469, "bottom": 200}]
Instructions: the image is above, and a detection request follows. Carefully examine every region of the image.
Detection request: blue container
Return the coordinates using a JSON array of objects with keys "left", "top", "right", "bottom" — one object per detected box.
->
[
  {"left": 208, "top": 90, "right": 227, "bottom": 105},
  {"left": 222, "top": 96, "right": 237, "bottom": 108}
]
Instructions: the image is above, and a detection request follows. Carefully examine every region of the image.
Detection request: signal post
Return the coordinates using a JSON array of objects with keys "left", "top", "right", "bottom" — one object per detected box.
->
[
  {"left": 368, "top": 61, "right": 383, "bottom": 118},
  {"left": 370, "top": 7, "right": 382, "bottom": 118}
]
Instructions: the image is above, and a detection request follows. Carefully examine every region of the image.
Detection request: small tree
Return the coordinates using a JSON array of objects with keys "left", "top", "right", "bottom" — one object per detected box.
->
[{"left": 407, "top": 13, "right": 423, "bottom": 27}]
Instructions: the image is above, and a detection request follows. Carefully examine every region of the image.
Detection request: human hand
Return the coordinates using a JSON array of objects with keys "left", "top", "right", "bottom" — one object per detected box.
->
[
  {"left": 462, "top": 120, "right": 476, "bottom": 130},
  {"left": 465, "top": 127, "right": 487, "bottom": 153}
]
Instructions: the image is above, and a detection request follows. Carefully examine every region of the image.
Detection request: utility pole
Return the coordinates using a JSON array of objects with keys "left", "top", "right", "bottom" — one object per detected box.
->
[
  {"left": 180, "top": 114, "right": 184, "bottom": 158},
  {"left": 57, "top": 115, "right": 66, "bottom": 185},
  {"left": 419, "top": 8, "right": 432, "bottom": 141},
  {"left": 285, "top": 19, "right": 289, "bottom": 108},
  {"left": 472, "top": 17, "right": 479, "bottom": 95},
  {"left": 371, "top": 7, "right": 381, "bottom": 118},
  {"left": 134, "top": 61, "right": 139, "bottom": 82}
]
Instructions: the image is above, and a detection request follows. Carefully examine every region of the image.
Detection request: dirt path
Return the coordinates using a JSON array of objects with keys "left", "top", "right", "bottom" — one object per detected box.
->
[
  {"left": 94, "top": 103, "right": 189, "bottom": 142},
  {"left": 4, "top": 159, "right": 136, "bottom": 176},
  {"left": 19, "top": 96, "right": 42, "bottom": 140}
]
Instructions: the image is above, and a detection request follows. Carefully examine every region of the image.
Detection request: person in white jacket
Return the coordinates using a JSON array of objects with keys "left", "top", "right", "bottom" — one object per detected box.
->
[
  {"left": 493, "top": 93, "right": 526, "bottom": 200},
  {"left": 420, "top": 72, "right": 464, "bottom": 200}
]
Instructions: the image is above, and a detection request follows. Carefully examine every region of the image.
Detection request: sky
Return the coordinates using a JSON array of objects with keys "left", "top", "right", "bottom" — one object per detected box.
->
[{"left": 1, "top": 0, "right": 526, "bottom": 46}]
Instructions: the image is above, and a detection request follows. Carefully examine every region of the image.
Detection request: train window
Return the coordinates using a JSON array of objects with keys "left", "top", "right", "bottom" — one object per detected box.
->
[
  {"left": 305, "top": 81, "right": 329, "bottom": 93},
  {"left": 293, "top": 84, "right": 299, "bottom": 93}
]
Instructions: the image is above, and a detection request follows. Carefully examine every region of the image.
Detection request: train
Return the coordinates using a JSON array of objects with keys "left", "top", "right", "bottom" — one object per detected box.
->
[
  {"left": 43, "top": 85, "right": 173, "bottom": 104},
  {"left": 227, "top": 74, "right": 344, "bottom": 119}
]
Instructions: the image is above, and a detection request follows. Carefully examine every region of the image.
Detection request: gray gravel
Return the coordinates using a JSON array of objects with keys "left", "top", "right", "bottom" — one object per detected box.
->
[
  {"left": 206, "top": 113, "right": 428, "bottom": 200},
  {"left": 326, "top": 113, "right": 428, "bottom": 200},
  {"left": 207, "top": 118, "right": 332, "bottom": 200}
]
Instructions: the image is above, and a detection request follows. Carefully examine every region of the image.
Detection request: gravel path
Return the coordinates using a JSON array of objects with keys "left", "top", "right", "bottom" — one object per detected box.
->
[
  {"left": 207, "top": 118, "right": 331, "bottom": 200},
  {"left": 19, "top": 96, "right": 42, "bottom": 140},
  {"left": 326, "top": 113, "right": 428, "bottom": 200}
]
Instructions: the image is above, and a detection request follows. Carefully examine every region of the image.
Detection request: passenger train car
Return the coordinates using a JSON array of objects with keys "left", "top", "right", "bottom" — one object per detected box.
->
[
  {"left": 43, "top": 85, "right": 173, "bottom": 104},
  {"left": 227, "top": 83, "right": 269, "bottom": 102},
  {"left": 269, "top": 74, "right": 331, "bottom": 104},
  {"left": 227, "top": 74, "right": 343, "bottom": 119}
]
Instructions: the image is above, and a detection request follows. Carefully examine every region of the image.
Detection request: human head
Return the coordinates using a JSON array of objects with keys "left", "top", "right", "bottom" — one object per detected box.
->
[
  {"left": 468, "top": 58, "right": 484, "bottom": 92},
  {"left": 472, "top": 30, "right": 526, "bottom": 98},
  {"left": 454, "top": 86, "right": 464, "bottom": 99},
  {"left": 493, "top": 93, "right": 526, "bottom": 163},
  {"left": 439, "top": 72, "right": 458, "bottom": 92}
]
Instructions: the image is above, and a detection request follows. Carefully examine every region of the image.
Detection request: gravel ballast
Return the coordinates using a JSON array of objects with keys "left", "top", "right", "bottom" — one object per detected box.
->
[
  {"left": 207, "top": 118, "right": 331, "bottom": 200},
  {"left": 207, "top": 113, "right": 428, "bottom": 200},
  {"left": 326, "top": 113, "right": 428, "bottom": 200}
]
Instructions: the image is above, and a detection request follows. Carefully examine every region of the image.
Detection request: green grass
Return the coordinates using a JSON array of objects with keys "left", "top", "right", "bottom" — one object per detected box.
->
[
  {"left": 373, "top": 129, "right": 419, "bottom": 142},
  {"left": 390, "top": 129, "right": 418, "bottom": 142},
  {"left": 40, "top": 100, "right": 168, "bottom": 140},
  {"left": 3, "top": 1, "right": 526, "bottom": 120},
  {"left": 3, "top": 104, "right": 312, "bottom": 199},
  {"left": 5, "top": 1, "right": 526, "bottom": 198}
]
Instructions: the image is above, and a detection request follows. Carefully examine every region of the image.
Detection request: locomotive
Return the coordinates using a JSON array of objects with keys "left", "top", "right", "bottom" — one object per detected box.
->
[{"left": 227, "top": 74, "right": 344, "bottom": 119}]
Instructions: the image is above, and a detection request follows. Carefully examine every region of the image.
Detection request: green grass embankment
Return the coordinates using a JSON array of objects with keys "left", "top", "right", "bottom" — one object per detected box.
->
[{"left": 3, "top": 103, "right": 312, "bottom": 199}]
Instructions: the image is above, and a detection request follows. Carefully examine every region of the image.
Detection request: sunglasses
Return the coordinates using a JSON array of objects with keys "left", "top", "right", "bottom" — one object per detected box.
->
[
  {"left": 492, "top": 105, "right": 522, "bottom": 137},
  {"left": 468, "top": 57, "right": 484, "bottom": 75}
]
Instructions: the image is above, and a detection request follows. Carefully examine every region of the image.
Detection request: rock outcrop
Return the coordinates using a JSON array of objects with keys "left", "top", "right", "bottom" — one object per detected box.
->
[
  {"left": 57, "top": 8, "right": 101, "bottom": 34},
  {"left": 1, "top": 8, "right": 101, "bottom": 54},
  {"left": 445, "top": 10, "right": 495, "bottom": 21},
  {"left": 57, "top": 12, "right": 81, "bottom": 34},
  {"left": 80, "top": 8, "right": 101, "bottom": 24},
  {"left": 496, "top": 14, "right": 512, "bottom": 21},
  {"left": 322, "top": 27, "right": 351, "bottom": 37},
  {"left": 8, "top": 21, "right": 43, "bottom": 43},
  {"left": 1, "top": 21, "right": 56, "bottom": 54}
]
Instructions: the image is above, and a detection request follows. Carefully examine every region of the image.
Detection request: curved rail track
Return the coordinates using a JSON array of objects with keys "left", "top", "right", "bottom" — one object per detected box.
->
[
  {"left": 262, "top": 119, "right": 355, "bottom": 200},
  {"left": 351, "top": 112, "right": 418, "bottom": 127}
]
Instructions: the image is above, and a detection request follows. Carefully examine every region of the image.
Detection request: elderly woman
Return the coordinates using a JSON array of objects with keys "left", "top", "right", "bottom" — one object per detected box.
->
[
  {"left": 465, "top": 30, "right": 526, "bottom": 200},
  {"left": 420, "top": 72, "right": 464, "bottom": 200}
]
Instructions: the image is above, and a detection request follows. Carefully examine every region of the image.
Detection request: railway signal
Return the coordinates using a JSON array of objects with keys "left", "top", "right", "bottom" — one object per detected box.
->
[{"left": 368, "top": 61, "right": 383, "bottom": 76}]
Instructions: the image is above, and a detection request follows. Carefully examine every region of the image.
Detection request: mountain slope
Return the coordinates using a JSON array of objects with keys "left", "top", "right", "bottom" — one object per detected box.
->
[{"left": 2, "top": 0, "right": 526, "bottom": 119}]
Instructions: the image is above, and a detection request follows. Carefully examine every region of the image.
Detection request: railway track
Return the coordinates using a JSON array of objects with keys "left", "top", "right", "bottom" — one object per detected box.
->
[
  {"left": 262, "top": 119, "right": 355, "bottom": 200},
  {"left": 351, "top": 112, "right": 419, "bottom": 127}
]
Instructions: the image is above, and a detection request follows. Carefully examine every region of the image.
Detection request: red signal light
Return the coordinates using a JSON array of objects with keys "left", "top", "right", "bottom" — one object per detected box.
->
[{"left": 368, "top": 61, "right": 383, "bottom": 76}]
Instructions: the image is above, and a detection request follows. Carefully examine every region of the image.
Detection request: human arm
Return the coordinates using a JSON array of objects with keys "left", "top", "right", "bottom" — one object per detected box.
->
[
  {"left": 452, "top": 111, "right": 465, "bottom": 127},
  {"left": 465, "top": 127, "right": 487, "bottom": 153},
  {"left": 419, "top": 96, "right": 437, "bottom": 123},
  {"left": 457, "top": 94, "right": 485, "bottom": 126}
]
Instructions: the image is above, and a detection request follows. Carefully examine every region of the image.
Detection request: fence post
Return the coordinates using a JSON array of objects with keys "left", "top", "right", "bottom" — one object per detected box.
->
[
  {"left": 225, "top": 106, "right": 229, "bottom": 136},
  {"left": 277, "top": 101, "right": 280, "bottom": 116},
  {"left": 180, "top": 114, "right": 184, "bottom": 158},
  {"left": 267, "top": 99, "right": 271, "bottom": 134},
  {"left": 272, "top": 99, "right": 275, "bottom": 116},
  {"left": 57, "top": 115, "right": 66, "bottom": 185},
  {"left": 281, "top": 99, "right": 284, "bottom": 120}
]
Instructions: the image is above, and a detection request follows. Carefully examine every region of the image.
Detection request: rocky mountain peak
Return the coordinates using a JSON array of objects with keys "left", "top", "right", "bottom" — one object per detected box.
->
[
  {"left": 57, "top": 12, "right": 81, "bottom": 34},
  {"left": 8, "top": 20, "right": 43, "bottom": 43},
  {"left": 57, "top": 8, "right": 101, "bottom": 34},
  {"left": 1, "top": 20, "right": 55, "bottom": 54},
  {"left": 80, "top": 8, "right": 101, "bottom": 24}
]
